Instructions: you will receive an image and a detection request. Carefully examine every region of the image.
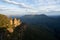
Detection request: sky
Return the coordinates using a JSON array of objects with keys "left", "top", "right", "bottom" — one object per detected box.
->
[{"left": 0, "top": 0, "right": 60, "bottom": 16}]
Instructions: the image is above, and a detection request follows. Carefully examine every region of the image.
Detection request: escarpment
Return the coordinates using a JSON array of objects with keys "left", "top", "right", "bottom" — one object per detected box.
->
[{"left": 0, "top": 14, "right": 27, "bottom": 40}]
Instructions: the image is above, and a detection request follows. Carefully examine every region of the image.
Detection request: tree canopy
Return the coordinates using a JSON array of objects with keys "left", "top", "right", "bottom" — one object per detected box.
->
[{"left": 0, "top": 14, "right": 10, "bottom": 28}]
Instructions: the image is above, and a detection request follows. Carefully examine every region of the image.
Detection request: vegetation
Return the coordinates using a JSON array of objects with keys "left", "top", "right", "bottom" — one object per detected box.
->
[
  {"left": 0, "top": 14, "right": 26, "bottom": 40},
  {"left": 0, "top": 14, "right": 10, "bottom": 28},
  {"left": 24, "top": 24, "right": 57, "bottom": 40},
  {"left": 0, "top": 23, "right": 26, "bottom": 40},
  {"left": 0, "top": 14, "right": 60, "bottom": 40},
  {"left": 20, "top": 14, "right": 60, "bottom": 40}
]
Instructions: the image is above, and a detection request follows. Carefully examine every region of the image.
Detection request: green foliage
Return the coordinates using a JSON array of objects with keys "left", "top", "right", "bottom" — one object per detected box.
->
[
  {"left": 24, "top": 24, "right": 57, "bottom": 40},
  {"left": 0, "top": 14, "right": 10, "bottom": 28},
  {"left": 0, "top": 23, "right": 25, "bottom": 40}
]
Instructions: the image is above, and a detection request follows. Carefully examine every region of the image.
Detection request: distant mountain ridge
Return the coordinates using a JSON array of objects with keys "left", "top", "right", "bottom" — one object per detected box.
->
[{"left": 20, "top": 14, "right": 57, "bottom": 24}]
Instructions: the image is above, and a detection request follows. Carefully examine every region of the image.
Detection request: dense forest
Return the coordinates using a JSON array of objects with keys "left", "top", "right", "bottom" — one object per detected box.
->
[
  {"left": 20, "top": 14, "right": 60, "bottom": 40},
  {"left": 0, "top": 14, "right": 60, "bottom": 40}
]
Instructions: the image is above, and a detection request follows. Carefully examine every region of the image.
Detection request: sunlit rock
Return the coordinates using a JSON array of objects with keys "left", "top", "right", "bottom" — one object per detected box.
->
[{"left": 7, "top": 28, "right": 13, "bottom": 33}]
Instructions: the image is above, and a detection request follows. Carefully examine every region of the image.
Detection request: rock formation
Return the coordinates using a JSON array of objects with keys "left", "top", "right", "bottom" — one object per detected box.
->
[
  {"left": 8, "top": 17, "right": 22, "bottom": 33},
  {"left": 10, "top": 18, "right": 22, "bottom": 27}
]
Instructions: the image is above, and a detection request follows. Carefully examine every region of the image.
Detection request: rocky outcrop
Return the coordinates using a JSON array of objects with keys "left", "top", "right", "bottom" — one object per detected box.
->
[
  {"left": 0, "top": 23, "right": 27, "bottom": 40},
  {"left": 7, "top": 17, "right": 22, "bottom": 33},
  {"left": 10, "top": 18, "right": 22, "bottom": 27}
]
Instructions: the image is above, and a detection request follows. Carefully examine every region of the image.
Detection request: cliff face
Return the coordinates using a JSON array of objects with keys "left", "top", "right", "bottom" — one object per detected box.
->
[
  {"left": 7, "top": 18, "right": 22, "bottom": 33},
  {"left": 0, "top": 23, "right": 27, "bottom": 40},
  {"left": 10, "top": 18, "right": 22, "bottom": 27},
  {"left": 0, "top": 14, "right": 27, "bottom": 40},
  {"left": 0, "top": 14, "right": 22, "bottom": 33}
]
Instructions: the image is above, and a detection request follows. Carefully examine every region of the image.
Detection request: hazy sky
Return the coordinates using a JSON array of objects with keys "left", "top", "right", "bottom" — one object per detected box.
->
[{"left": 0, "top": 0, "right": 60, "bottom": 15}]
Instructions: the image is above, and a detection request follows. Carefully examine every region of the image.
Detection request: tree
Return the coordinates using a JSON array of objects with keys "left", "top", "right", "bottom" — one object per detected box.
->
[{"left": 0, "top": 14, "right": 10, "bottom": 28}]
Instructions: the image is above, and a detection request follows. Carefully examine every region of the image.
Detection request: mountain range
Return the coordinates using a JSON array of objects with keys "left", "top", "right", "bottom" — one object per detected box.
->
[
  {"left": 11, "top": 14, "right": 60, "bottom": 40},
  {"left": 20, "top": 14, "right": 60, "bottom": 40}
]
